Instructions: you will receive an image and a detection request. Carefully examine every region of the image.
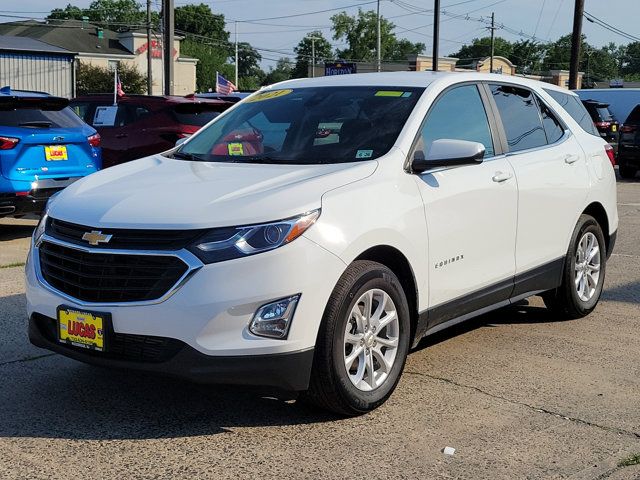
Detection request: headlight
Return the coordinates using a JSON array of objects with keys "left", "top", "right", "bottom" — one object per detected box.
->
[
  {"left": 33, "top": 191, "right": 61, "bottom": 245},
  {"left": 188, "top": 210, "right": 320, "bottom": 264}
]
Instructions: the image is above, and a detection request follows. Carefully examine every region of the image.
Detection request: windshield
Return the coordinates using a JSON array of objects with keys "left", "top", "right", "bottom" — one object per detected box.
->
[{"left": 174, "top": 86, "right": 424, "bottom": 164}]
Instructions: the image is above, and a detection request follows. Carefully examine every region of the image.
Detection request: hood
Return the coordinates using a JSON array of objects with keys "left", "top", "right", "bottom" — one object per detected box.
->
[{"left": 48, "top": 154, "right": 377, "bottom": 229}]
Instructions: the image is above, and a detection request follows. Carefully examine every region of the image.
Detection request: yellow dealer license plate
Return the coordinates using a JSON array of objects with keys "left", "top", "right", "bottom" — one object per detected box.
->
[
  {"left": 57, "top": 307, "right": 109, "bottom": 351},
  {"left": 45, "top": 145, "right": 68, "bottom": 161}
]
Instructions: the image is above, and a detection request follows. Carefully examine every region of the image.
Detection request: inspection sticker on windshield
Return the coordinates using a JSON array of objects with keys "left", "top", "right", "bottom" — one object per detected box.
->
[
  {"left": 245, "top": 89, "right": 293, "bottom": 103},
  {"left": 356, "top": 149, "right": 373, "bottom": 159},
  {"left": 375, "top": 90, "right": 412, "bottom": 97},
  {"left": 228, "top": 142, "right": 244, "bottom": 155}
]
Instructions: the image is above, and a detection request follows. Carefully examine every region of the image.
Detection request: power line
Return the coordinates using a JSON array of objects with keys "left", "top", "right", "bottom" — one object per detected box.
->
[
  {"left": 584, "top": 11, "right": 640, "bottom": 43},
  {"left": 532, "top": 0, "right": 546, "bottom": 38}
]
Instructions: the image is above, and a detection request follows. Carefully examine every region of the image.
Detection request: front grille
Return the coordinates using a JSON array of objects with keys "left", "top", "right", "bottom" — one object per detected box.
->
[
  {"left": 32, "top": 313, "right": 184, "bottom": 363},
  {"left": 47, "top": 217, "right": 206, "bottom": 250},
  {"left": 39, "top": 241, "right": 189, "bottom": 303}
]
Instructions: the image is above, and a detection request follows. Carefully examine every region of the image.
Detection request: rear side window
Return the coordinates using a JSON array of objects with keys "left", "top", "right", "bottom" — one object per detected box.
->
[
  {"left": 543, "top": 89, "right": 600, "bottom": 137},
  {"left": 539, "top": 100, "right": 564, "bottom": 144},
  {"left": 418, "top": 84, "right": 494, "bottom": 157},
  {"left": 0, "top": 106, "right": 85, "bottom": 128},
  {"left": 490, "top": 84, "right": 546, "bottom": 153}
]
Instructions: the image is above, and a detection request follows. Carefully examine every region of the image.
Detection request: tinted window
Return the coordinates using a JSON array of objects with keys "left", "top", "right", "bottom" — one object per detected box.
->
[
  {"left": 178, "top": 86, "right": 424, "bottom": 164},
  {"left": 172, "top": 104, "right": 223, "bottom": 127},
  {"left": 418, "top": 84, "right": 494, "bottom": 158},
  {"left": 538, "top": 99, "right": 564, "bottom": 144},
  {"left": 544, "top": 88, "right": 600, "bottom": 136},
  {"left": 0, "top": 106, "right": 85, "bottom": 128},
  {"left": 596, "top": 107, "right": 613, "bottom": 121},
  {"left": 490, "top": 84, "right": 546, "bottom": 152},
  {"left": 627, "top": 105, "right": 640, "bottom": 124}
]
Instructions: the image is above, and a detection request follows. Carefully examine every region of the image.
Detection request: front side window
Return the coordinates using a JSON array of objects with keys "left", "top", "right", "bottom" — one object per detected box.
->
[
  {"left": 175, "top": 86, "right": 424, "bottom": 164},
  {"left": 490, "top": 84, "right": 547, "bottom": 153},
  {"left": 416, "top": 84, "right": 494, "bottom": 158},
  {"left": 543, "top": 88, "right": 600, "bottom": 137}
]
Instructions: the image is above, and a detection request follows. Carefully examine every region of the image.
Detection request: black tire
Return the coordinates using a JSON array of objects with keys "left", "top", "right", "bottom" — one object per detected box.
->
[
  {"left": 302, "top": 260, "right": 411, "bottom": 415},
  {"left": 619, "top": 165, "right": 637, "bottom": 179},
  {"left": 542, "top": 215, "right": 606, "bottom": 319}
]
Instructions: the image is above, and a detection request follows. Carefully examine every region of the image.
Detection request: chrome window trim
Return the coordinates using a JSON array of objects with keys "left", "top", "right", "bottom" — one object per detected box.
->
[{"left": 34, "top": 234, "right": 204, "bottom": 308}]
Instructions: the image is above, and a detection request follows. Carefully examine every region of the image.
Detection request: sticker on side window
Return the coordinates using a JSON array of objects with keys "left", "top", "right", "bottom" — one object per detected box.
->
[
  {"left": 374, "top": 91, "right": 412, "bottom": 97},
  {"left": 356, "top": 150, "right": 373, "bottom": 159},
  {"left": 245, "top": 89, "right": 293, "bottom": 103}
]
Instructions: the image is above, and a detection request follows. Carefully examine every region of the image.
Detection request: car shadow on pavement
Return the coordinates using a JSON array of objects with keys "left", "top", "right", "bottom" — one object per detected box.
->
[
  {"left": 413, "top": 299, "right": 573, "bottom": 353},
  {"left": 0, "top": 222, "right": 35, "bottom": 242}
]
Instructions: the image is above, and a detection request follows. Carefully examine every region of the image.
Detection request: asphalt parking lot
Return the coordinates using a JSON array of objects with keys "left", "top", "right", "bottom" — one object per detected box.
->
[{"left": 0, "top": 180, "right": 639, "bottom": 480}]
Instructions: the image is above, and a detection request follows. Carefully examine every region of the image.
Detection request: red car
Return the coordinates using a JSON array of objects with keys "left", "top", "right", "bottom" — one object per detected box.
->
[{"left": 69, "top": 95, "right": 232, "bottom": 168}]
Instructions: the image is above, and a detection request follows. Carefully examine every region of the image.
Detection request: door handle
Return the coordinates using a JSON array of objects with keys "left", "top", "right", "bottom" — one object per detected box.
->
[
  {"left": 492, "top": 171, "right": 513, "bottom": 183},
  {"left": 115, "top": 133, "right": 128, "bottom": 139},
  {"left": 564, "top": 154, "right": 580, "bottom": 164}
]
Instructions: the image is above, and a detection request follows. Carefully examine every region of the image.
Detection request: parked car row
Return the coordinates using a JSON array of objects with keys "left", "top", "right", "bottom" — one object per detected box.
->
[
  {"left": 577, "top": 88, "right": 640, "bottom": 179},
  {"left": 70, "top": 94, "right": 232, "bottom": 168},
  {"left": 1, "top": 89, "right": 234, "bottom": 218}
]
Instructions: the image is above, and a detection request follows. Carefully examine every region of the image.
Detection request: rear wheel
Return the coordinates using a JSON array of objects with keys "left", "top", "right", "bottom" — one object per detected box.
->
[
  {"left": 303, "top": 261, "right": 411, "bottom": 415},
  {"left": 619, "top": 165, "right": 637, "bottom": 179},
  {"left": 542, "top": 215, "right": 606, "bottom": 319}
]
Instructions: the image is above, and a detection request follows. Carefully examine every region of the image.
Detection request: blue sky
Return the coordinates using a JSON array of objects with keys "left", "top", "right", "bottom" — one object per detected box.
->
[{"left": 5, "top": 0, "right": 640, "bottom": 68}]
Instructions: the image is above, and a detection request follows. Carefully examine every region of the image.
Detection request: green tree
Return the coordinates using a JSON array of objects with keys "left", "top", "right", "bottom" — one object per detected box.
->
[
  {"left": 48, "top": 0, "right": 147, "bottom": 30},
  {"left": 263, "top": 58, "right": 293, "bottom": 85},
  {"left": 76, "top": 61, "right": 146, "bottom": 95},
  {"left": 293, "top": 31, "right": 333, "bottom": 78},
  {"left": 331, "top": 9, "right": 424, "bottom": 62},
  {"left": 451, "top": 36, "right": 514, "bottom": 63},
  {"left": 175, "top": 3, "right": 230, "bottom": 92},
  {"left": 237, "top": 42, "right": 264, "bottom": 90},
  {"left": 622, "top": 42, "right": 640, "bottom": 79},
  {"left": 510, "top": 39, "right": 545, "bottom": 73}
]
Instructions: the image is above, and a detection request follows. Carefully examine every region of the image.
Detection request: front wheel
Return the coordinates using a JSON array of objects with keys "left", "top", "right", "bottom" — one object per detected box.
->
[
  {"left": 303, "top": 261, "right": 411, "bottom": 415},
  {"left": 542, "top": 215, "right": 606, "bottom": 319}
]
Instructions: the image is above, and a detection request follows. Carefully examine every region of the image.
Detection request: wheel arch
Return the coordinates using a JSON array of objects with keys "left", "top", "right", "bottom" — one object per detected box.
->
[
  {"left": 354, "top": 245, "right": 420, "bottom": 345},
  {"left": 582, "top": 201, "right": 610, "bottom": 253}
]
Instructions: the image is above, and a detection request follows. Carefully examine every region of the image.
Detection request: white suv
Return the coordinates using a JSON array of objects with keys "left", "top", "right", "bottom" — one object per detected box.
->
[{"left": 26, "top": 72, "right": 618, "bottom": 415}]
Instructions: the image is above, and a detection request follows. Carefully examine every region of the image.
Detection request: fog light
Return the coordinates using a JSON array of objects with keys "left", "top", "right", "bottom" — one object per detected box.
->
[{"left": 249, "top": 295, "right": 300, "bottom": 339}]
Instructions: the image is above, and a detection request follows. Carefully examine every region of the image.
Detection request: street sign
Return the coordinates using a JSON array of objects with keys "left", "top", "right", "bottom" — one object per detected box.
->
[{"left": 324, "top": 62, "right": 357, "bottom": 76}]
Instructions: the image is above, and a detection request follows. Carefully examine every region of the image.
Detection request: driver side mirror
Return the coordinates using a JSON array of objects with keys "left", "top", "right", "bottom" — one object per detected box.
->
[{"left": 411, "top": 139, "right": 485, "bottom": 174}]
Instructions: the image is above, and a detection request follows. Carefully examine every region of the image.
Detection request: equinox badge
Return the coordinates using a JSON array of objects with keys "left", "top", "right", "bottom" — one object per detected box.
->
[{"left": 82, "top": 230, "right": 112, "bottom": 246}]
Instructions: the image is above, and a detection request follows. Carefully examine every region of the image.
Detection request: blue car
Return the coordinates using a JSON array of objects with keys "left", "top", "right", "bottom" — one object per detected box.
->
[{"left": 0, "top": 87, "right": 101, "bottom": 218}]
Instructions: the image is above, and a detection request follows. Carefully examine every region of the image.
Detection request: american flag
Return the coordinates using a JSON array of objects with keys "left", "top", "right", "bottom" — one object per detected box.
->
[
  {"left": 116, "top": 74, "right": 125, "bottom": 97},
  {"left": 216, "top": 72, "right": 237, "bottom": 95}
]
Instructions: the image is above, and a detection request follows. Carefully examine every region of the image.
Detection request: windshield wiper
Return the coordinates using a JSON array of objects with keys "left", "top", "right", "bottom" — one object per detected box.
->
[
  {"left": 19, "top": 121, "right": 52, "bottom": 128},
  {"left": 171, "top": 151, "right": 205, "bottom": 161}
]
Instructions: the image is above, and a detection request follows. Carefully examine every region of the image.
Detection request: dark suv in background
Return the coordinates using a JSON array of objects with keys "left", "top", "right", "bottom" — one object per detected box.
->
[
  {"left": 581, "top": 99, "right": 619, "bottom": 148},
  {"left": 70, "top": 95, "right": 232, "bottom": 168},
  {"left": 618, "top": 105, "right": 640, "bottom": 179}
]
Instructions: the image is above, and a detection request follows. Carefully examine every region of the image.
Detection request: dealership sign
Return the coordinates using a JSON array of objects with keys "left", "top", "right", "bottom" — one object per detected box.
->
[{"left": 324, "top": 62, "right": 357, "bottom": 76}]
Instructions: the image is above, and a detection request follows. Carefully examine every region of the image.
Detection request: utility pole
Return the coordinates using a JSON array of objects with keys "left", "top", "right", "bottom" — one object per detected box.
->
[
  {"left": 432, "top": 0, "right": 440, "bottom": 71},
  {"left": 311, "top": 37, "right": 316, "bottom": 78},
  {"left": 376, "top": 0, "right": 381, "bottom": 72},
  {"left": 489, "top": 12, "right": 496, "bottom": 73},
  {"left": 146, "top": 0, "right": 152, "bottom": 94},
  {"left": 235, "top": 21, "right": 239, "bottom": 87},
  {"left": 162, "top": 0, "right": 174, "bottom": 95},
  {"left": 569, "top": 0, "right": 584, "bottom": 90}
]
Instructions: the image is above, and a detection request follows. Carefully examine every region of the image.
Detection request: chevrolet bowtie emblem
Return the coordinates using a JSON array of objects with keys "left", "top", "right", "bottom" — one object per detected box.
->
[{"left": 81, "top": 230, "right": 113, "bottom": 246}]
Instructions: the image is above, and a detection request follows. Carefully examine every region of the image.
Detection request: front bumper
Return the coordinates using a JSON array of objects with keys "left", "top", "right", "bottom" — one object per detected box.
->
[
  {"left": 26, "top": 234, "right": 346, "bottom": 389},
  {"left": 29, "top": 313, "right": 314, "bottom": 390}
]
